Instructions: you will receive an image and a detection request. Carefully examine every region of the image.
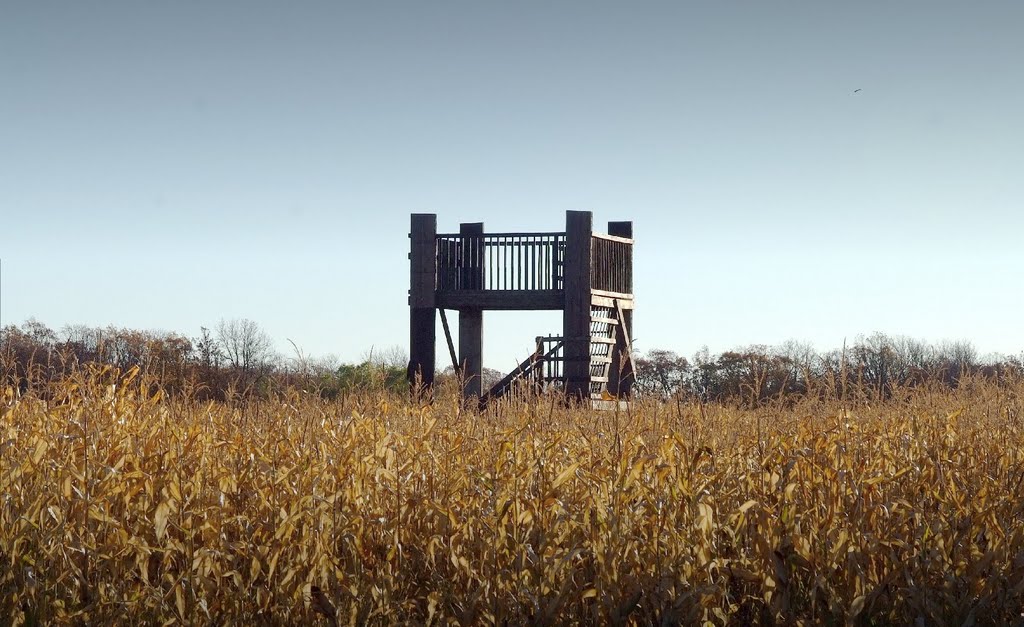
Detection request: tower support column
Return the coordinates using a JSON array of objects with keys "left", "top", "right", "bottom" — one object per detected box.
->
[
  {"left": 409, "top": 214, "right": 437, "bottom": 389},
  {"left": 459, "top": 309, "right": 483, "bottom": 398},
  {"left": 563, "top": 210, "right": 593, "bottom": 400},
  {"left": 458, "top": 222, "right": 485, "bottom": 399}
]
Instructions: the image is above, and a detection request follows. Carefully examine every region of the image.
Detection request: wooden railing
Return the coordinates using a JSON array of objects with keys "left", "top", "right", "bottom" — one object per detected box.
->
[
  {"left": 479, "top": 336, "right": 564, "bottom": 409},
  {"left": 591, "top": 233, "right": 633, "bottom": 295},
  {"left": 435, "top": 232, "right": 565, "bottom": 291},
  {"left": 434, "top": 230, "right": 631, "bottom": 295},
  {"left": 532, "top": 336, "right": 565, "bottom": 387}
]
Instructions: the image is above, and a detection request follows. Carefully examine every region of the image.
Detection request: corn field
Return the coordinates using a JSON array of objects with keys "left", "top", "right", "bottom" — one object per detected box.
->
[{"left": 2, "top": 366, "right": 1024, "bottom": 625}]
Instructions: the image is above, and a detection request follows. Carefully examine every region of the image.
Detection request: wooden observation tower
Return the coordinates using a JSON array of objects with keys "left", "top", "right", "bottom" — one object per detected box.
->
[{"left": 408, "top": 211, "right": 635, "bottom": 407}]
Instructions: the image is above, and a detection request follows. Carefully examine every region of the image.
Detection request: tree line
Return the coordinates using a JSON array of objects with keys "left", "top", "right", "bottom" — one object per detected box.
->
[
  {"left": 3, "top": 319, "right": 1020, "bottom": 405},
  {"left": 0, "top": 318, "right": 408, "bottom": 401},
  {"left": 633, "top": 334, "right": 1022, "bottom": 405}
]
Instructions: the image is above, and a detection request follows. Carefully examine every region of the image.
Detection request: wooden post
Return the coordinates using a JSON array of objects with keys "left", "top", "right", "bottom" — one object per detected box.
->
[
  {"left": 607, "top": 221, "right": 634, "bottom": 397},
  {"left": 409, "top": 214, "right": 436, "bottom": 389},
  {"left": 459, "top": 222, "right": 484, "bottom": 399},
  {"left": 535, "top": 336, "right": 545, "bottom": 391},
  {"left": 607, "top": 221, "right": 633, "bottom": 239},
  {"left": 562, "top": 210, "right": 592, "bottom": 401}
]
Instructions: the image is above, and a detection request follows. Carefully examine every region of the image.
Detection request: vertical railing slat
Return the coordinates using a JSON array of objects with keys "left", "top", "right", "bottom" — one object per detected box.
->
[{"left": 434, "top": 231, "right": 573, "bottom": 294}]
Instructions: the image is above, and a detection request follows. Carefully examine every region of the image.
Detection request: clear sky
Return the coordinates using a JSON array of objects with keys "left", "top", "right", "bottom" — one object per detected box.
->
[{"left": 2, "top": 1, "right": 1022, "bottom": 368}]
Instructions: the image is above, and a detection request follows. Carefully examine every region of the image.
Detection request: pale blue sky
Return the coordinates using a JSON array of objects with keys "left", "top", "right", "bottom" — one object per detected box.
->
[{"left": 2, "top": 1, "right": 1022, "bottom": 367}]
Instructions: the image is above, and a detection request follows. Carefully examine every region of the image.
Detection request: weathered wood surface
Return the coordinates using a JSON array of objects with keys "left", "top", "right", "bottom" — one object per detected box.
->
[
  {"left": 409, "top": 214, "right": 437, "bottom": 308},
  {"left": 436, "top": 289, "right": 564, "bottom": 311},
  {"left": 593, "top": 297, "right": 630, "bottom": 311},
  {"left": 409, "top": 211, "right": 636, "bottom": 406},
  {"left": 408, "top": 214, "right": 437, "bottom": 387},
  {"left": 439, "top": 308, "right": 459, "bottom": 375},
  {"left": 436, "top": 232, "right": 565, "bottom": 292},
  {"left": 608, "top": 298, "right": 636, "bottom": 398},
  {"left": 458, "top": 222, "right": 485, "bottom": 399},
  {"left": 591, "top": 234, "right": 632, "bottom": 295},
  {"left": 478, "top": 340, "right": 564, "bottom": 409},
  {"left": 590, "top": 232, "right": 634, "bottom": 244},
  {"left": 563, "top": 210, "right": 593, "bottom": 400}
]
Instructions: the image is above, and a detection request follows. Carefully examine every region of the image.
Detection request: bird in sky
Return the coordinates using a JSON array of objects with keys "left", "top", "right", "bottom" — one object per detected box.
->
[{"left": 853, "top": 88, "right": 862, "bottom": 93}]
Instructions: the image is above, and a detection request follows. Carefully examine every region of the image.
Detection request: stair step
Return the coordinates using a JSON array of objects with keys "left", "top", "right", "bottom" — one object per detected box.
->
[{"left": 591, "top": 316, "right": 619, "bottom": 325}]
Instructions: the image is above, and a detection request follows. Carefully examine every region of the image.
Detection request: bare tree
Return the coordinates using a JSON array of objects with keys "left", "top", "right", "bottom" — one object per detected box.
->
[
  {"left": 216, "top": 318, "right": 274, "bottom": 392},
  {"left": 361, "top": 345, "right": 409, "bottom": 370},
  {"left": 776, "top": 340, "right": 818, "bottom": 392}
]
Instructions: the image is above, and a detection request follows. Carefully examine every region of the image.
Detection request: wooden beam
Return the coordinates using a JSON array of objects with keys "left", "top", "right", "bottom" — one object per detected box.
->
[
  {"left": 591, "top": 294, "right": 633, "bottom": 309},
  {"left": 459, "top": 309, "right": 483, "bottom": 400},
  {"left": 409, "top": 308, "right": 435, "bottom": 389},
  {"left": 563, "top": 210, "right": 592, "bottom": 400},
  {"left": 459, "top": 222, "right": 485, "bottom": 291},
  {"left": 439, "top": 309, "right": 459, "bottom": 375},
  {"left": 436, "top": 230, "right": 565, "bottom": 238},
  {"left": 409, "top": 214, "right": 436, "bottom": 308},
  {"left": 591, "top": 289, "right": 634, "bottom": 301},
  {"left": 608, "top": 299, "right": 636, "bottom": 398},
  {"left": 591, "top": 232, "right": 633, "bottom": 245},
  {"left": 458, "top": 222, "right": 484, "bottom": 400},
  {"left": 409, "top": 214, "right": 436, "bottom": 388},
  {"left": 607, "top": 221, "right": 633, "bottom": 239},
  {"left": 436, "top": 289, "right": 564, "bottom": 311}
]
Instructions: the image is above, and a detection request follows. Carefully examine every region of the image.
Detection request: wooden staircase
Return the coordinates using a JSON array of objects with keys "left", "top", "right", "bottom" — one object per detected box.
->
[
  {"left": 479, "top": 298, "right": 634, "bottom": 410},
  {"left": 478, "top": 338, "right": 563, "bottom": 409},
  {"left": 587, "top": 298, "right": 635, "bottom": 400}
]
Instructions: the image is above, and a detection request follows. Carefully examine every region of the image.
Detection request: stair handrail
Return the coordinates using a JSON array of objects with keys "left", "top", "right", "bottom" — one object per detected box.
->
[{"left": 479, "top": 340, "right": 564, "bottom": 409}]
